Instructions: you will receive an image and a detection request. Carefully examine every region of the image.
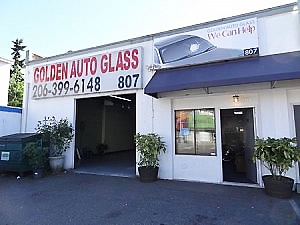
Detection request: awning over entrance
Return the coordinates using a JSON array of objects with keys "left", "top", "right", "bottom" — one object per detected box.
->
[{"left": 144, "top": 51, "right": 300, "bottom": 98}]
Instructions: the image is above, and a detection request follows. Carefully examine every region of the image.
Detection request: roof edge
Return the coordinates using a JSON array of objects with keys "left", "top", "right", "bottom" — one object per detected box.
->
[
  {"left": 27, "top": 2, "right": 297, "bottom": 66},
  {"left": 0, "top": 106, "right": 22, "bottom": 113},
  {"left": 0, "top": 57, "right": 13, "bottom": 64}
]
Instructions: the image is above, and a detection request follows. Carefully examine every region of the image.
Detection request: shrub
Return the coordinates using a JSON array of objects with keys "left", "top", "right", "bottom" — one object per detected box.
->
[
  {"left": 24, "top": 141, "right": 48, "bottom": 170},
  {"left": 134, "top": 133, "right": 166, "bottom": 167},
  {"left": 253, "top": 137, "right": 300, "bottom": 179},
  {"left": 36, "top": 116, "right": 74, "bottom": 157}
]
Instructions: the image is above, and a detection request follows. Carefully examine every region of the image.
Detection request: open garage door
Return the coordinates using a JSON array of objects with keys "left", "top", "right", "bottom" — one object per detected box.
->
[{"left": 74, "top": 94, "right": 136, "bottom": 177}]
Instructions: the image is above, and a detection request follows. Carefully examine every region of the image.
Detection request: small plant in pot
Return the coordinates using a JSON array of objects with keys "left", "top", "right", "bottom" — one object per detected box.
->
[
  {"left": 36, "top": 116, "right": 74, "bottom": 174},
  {"left": 253, "top": 137, "right": 300, "bottom": 198},
  {"left": 23, "top": 141, "right": 48, "bottom": 178},
  {"left": 134, "top": 133, "right": 166, "bottom": 182}
]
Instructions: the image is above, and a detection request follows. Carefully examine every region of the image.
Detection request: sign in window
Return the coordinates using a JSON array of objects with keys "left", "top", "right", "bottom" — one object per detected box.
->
[{"left": 175, "top": 109, "right": 216, "bottom": 156}]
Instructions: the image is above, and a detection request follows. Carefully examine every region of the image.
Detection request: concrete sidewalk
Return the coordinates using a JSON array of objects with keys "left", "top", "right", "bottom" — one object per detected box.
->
[{"left": 0, "top": 172, "right": 299, "bottom": 225}]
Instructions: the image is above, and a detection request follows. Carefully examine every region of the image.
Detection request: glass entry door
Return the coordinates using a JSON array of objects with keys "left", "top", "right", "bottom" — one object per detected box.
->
[{"left": 221, "top": 108, "right": 257, "bottom": 184}]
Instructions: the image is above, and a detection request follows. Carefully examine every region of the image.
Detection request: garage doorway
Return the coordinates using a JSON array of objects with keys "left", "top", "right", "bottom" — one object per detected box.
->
[
  {"left": 74, "top": 94, "right": 136, "bottom": 177},
  {"left": 221, "top": 108, "right": 257, "bottom": 184}
]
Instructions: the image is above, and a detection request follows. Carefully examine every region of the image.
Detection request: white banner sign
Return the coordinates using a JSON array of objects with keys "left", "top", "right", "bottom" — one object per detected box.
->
[
  {"left": 154, "top": 18, "right": 258, "bottom": 68},
  {"left": 32, "top": 47, "right": 142, "bottom": 99}
]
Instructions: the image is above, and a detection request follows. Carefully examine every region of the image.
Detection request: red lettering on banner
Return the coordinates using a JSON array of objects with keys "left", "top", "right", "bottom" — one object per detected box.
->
[
  {"left": 45, "top": 66, "right": 49, "bottom": 82},
  {"left": 77, "top": 59, "right": 83, "bottom": 77},
  {"left": 70, "top": 61, "right": 77, "bottom": 78},
  {"left": 50, "top": 65, "right": 56, "bottom": 81},
  {"left": 131, "top": 49, "right": 139, "bottom": 69},
  {"left": 34, "top": 68, "right": 39, "bottom": 83},
  {"left": 32, "top": 48, "right": 140, "bottom": 85},
  {"left": 84, "top": 58, "right": 90, "bottom": 75},
  {"left": 108, "top": 54, "right": 115, "bottom": 72},
  {"left": 40, "top": 67, "right": 45, "bottom": 82},
  {"left": 123, "top": 50, "right": 130, "bottom": 70},
  {"left": 101, "top": 55, "right": 108, "bottom": 73},
  {"left": 90, "top": 57, "right": 97, "bottom": 75},
  {"left": 56, "top": 64, "right": 62, "bottom": 80},
  {"left": 207, "top": 33, "right": 220, "bottom": 40},
  {"left": 116, "top": 52, "right": 124, "bottom": 71},
  {"left": 62, "top": 63, "right": 68, "bottom": 80}
]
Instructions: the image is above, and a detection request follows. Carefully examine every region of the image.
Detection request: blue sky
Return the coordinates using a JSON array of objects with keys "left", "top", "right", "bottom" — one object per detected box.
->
[{"left": 0, "top": 0, "right": 294, "bottom": 60}]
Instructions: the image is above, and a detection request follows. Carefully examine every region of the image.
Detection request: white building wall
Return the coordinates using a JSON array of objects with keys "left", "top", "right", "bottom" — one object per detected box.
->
[
  {"left": 152, "top": 98, "right": 173, "bottom": 179},
  {"left": 23, "top": 95, "right": 75, "bottom": 168},
  {"left": 258, "top": 11, "right": 300, "bottom": 56},
  {"left": 0, "top": 108, "right": 22, "bottom": 137},
  {"left": 159, "top": 93, "right": 258, "bottom": 183},
  {"left": 0, "top": 61, "right": 11, "bottom": 106},
  {"left": 257, "top": 87, "right": 300, "bottom": 183},
  {"left": 287, "top": 88, "right": 300, "bottom": 183}
]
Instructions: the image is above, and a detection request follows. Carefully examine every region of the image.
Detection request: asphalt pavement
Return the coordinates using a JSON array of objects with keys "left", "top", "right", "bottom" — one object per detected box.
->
[{"left": 0, "top": 172, "right": 300, "bottom": 225}]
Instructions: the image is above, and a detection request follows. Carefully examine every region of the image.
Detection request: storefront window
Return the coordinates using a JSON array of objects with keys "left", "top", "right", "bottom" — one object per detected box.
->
[
  {"left": 175, "top": 110, "right": 195, "bottom": 154},
  {"left": 175, "top": 109, "right": 216, "bottom": 156}
]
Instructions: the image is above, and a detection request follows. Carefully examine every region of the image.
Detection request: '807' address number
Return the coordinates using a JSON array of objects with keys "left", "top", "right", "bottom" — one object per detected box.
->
[
  {"left": 244, "top": 47, "right": 259, "bottom": 56},
  {"left": 32, "top": 76, "right": 101, "bottom": 98}
]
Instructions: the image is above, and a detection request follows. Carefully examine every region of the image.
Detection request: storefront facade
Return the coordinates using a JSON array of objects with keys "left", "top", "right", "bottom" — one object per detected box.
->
[{"left": 23, "top": 3, "right": 300, "bottom": 186}]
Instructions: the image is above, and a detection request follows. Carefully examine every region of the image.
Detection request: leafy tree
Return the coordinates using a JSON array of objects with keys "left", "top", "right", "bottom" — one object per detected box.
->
[
  {"left": 8, "top": 38, "right": 26, "bottom": 107},
  {"left": 8, "top": 75, "right": 24, "bottom": 107}
]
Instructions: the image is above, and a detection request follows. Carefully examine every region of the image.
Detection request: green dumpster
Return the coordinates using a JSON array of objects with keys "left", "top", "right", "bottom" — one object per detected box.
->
[{"left": 0, "top": 133, "right": 42, "bottom": 174}]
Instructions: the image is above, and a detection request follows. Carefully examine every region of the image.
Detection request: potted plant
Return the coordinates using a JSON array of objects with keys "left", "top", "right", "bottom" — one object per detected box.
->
[
  {"left": 23, "top": 141, "right": 48, "bottom": 178},
  {"left": 36, "top": 116, "right": 74, "bottom": 174},
  {"left": 253, "top": 137, "right": 300, "bottom": 198},
  {"left": 134, "top": 133, "right": 166, "bottom": 182}
]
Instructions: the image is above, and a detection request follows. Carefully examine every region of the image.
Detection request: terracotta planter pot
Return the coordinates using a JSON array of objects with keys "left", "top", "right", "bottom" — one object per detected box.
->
[
  {"left": 49, "top": 156, "right": 64, "bottom": 174},
  {"left": 138, "top": 166, "right": 159, "bottom": 182},
  {"left": 262, "top": 175, "right": 294, "bottom": 198}
]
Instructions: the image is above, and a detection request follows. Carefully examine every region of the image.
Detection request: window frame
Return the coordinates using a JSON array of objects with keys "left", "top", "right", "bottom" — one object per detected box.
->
[{"left": 175, "top": 108, "right": 217, "bottom": 156}]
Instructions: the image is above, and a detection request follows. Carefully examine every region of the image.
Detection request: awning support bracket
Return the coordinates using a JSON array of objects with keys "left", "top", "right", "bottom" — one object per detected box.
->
[
  {"left": 271, "top": 81, "right": 277, "bottom": 89},
  {"left": 204, "top": 87, "right": 210, "bottom": 94}
]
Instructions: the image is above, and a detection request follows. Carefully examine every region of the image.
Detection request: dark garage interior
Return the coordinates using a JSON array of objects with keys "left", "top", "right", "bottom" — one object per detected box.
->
[{"left": 74, "top": 94, "right": 136, "bottom": 177}]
